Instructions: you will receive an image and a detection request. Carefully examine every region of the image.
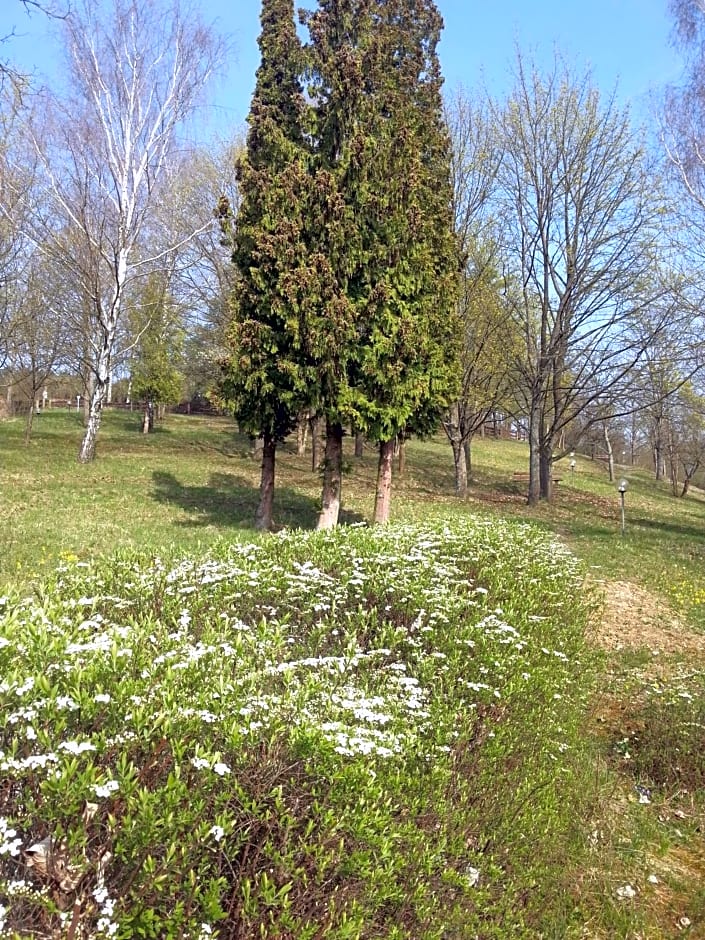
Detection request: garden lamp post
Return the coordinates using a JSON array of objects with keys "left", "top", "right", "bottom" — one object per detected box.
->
[{"left": 618, "top": 478, "right": 628, "bottom": 536}]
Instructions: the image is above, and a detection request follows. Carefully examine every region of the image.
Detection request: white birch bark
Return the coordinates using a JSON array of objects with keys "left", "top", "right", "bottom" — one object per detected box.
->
[{"left": 25, "top": 0, "right": 223, "bottom": 461}]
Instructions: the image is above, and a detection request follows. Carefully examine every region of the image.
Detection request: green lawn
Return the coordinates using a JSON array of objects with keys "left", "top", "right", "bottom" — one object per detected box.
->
[
  {"left": 1, "top": 407, "right": 705, "bottom": 938},
  {"left": 4, "top": 408, "right": 703, "bottom": 628}
]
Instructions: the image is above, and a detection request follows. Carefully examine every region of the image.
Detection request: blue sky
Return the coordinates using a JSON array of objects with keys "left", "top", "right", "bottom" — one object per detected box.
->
[{"left": 0, "top": 0, "right": 684, "bottom": 140}]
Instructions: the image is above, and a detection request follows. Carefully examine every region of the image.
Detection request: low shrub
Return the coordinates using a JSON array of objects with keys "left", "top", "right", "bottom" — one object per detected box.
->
[
  {"left": 0, "top": 515, "right": 596, "bottom": 938},
  {"left": 614, "top": 665, "right": 705, "bottom": 794}
]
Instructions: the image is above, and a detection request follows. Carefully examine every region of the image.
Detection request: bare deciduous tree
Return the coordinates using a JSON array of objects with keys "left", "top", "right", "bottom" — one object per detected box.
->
[
  {"left": 495, "top": 54, "right": 671, "bottom": 503},
  {"left": 1, "top": 2, "right": 69, "bottom": 91},
  {"left": 0, "top": 86, "right": 37, "bottom": 374},
  {"left": 7, "top": 251, "right": 71, "bottom": 442},
  {"left": 663, "top": 0, "right": 705, "bottom": 215},
  {"left": 161, "top": 140, "right": 243, "bottom": 401},
  {"left": 442, "top": 89, "right": 515, "bottom": 494},
  {"left": 442, "top": 243, "right": 518, "bottom": 494},
  {"left": 29, "top": 0, "right": 223, "bottom": 461}
]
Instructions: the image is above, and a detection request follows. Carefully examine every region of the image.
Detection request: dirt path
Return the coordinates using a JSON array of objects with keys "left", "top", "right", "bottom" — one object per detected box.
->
[
  {"left": 586, "top": 578, "right": 705, "bottom": 938},
  {"left": 589, "top": 578, "right": 705, "bottom": 656}
]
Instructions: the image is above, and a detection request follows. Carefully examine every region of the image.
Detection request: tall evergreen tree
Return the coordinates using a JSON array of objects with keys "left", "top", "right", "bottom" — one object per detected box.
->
[
  {"left": 300, "top": 0, "right": 370, "bottom": 528},
  {"left": 225, "top": 0, "right": 459, "bottom": 530},
  {"left": 306, "top": 0, "right": 461, "bottom": 525},
  {"left": 221, "top": 0, "right": 311, "bottom": 530},
  {"left": 129, "top": 273, "right": 184, "bottom": 433}
]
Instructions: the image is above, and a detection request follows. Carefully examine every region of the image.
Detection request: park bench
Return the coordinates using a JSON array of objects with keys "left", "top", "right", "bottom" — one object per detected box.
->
[{"left": 512, "top": 471, "right": 561, "bottom": 485}]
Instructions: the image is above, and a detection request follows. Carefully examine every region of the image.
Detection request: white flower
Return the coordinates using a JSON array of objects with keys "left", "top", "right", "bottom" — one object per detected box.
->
[
  {"left": 60, "top": 740, "right": 96, "bottom": 755},
  {"left": 209, "top": 826, "right": 225, "bottom": 842},
  {"left": 212, "top": 762, "right": 231, "bottom": 776},
  {"left": 92, "top": 780, "right": 119, "bottom": 799},
  {"left": 55, "top": 695, "right": 79, "bottom": 710},
  {"left": 0, "top": 820, "right": 22, "bottom": 857},
  {"left": 94, "top": 693, "right": 111, "bottom": 703},
  {"left": 464, "top": 865, "right": 481, "bottom": 887},
  {"left": 616, "top": 884, "right": 636, "bottom": 899},
  {"left": 0, "top": 835, "right": 22, "bottom": 856},
  {"left": 96, "top": 916, "right": 118, "bottom": 936}
]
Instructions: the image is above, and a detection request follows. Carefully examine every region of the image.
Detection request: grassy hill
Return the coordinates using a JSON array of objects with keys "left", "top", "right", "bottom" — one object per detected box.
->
[
  {"left": 3, "top": 409, "right": 704, "bottom": 631},
  {"left": 0, "top": 409, "right": 704, "bottom": 938}
]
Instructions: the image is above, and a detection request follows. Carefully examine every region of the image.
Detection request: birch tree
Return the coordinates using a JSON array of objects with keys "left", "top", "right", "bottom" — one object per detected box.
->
[
  {"left": 663, "top": 0, "right": 705, "bottom": 221},
  {"left": 1, "top": 2, "right": 69, "bottom": 91},
  {"left": 31, "top": 0, "right": 222, "bottom": 462}
]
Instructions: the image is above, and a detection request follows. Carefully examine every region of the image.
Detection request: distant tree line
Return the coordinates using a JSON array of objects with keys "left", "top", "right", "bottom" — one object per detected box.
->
[{"left": 0, "top": 0, "right": 704, "bottom": 520}]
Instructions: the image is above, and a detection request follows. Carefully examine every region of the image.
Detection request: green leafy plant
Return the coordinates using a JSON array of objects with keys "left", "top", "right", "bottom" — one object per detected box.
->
[{"left": 0, "top": 517, "right": 596, "bottom": 938}]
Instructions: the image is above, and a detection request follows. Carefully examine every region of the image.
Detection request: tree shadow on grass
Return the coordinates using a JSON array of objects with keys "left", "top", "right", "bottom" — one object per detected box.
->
[
  {"left": 152, "top": 470, "right": 321, "bottom": 531},
  {"left": 630, "top": 516, "right": 705, "bottom": 544}
]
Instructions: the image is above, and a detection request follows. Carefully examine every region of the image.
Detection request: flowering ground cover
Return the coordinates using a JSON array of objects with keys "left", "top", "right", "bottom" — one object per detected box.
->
[{"left": 0, "top": 516, "right": 596, "bottom": 938}]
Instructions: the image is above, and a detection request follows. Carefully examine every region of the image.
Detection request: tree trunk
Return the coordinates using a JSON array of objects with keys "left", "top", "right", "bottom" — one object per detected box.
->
[
  {"left": 374, "top": 439, "right": 394, "bottom": 524},
  {"left": 447, "top": 402, "right": 467, "bottom": 494},
  {"left": 528, "top": 405, "right": 541, "bottom": 505},
  {"left": 142, "top": 401, "right": 154, "bottom": 433},
  {"left": 354, "top": 430, "right": 364, "bottom": 458},
  {"left": 310, "top": 415, "right": 321, "bottom": 472},
  {"left": 681, "top": 476, "right": 691, "bottom": 498},
  {"left": 654, "top": 424, "right": 663, "bottom": 480},
  {"left": 539, "top": 448, "right": 553, "bottom": 501},
  {"left": 24, "top": 404, "right": 35, "bottom": 444},
  {"left": 296, "top": 411, "right": 309, "bottom": 457},
  {"left": 79, "top": 396, "right": 102, "bottom": 462},
  {"left": 78, "top": 368, "right": 108, "bottom": 463},
  {"left": 317, "top": 420, "right": 343, "bottom": 529},
  {"left": 451, "top": 439, "right": 468, "bottom": 495},
  {"left": 464, "top": 438, "right": 472, "bottom": 479},
  {"left": 254, "top": 434, "right": 276, "bottom": 531},
  {"left": 603, "top": 422, "right": 614, "bottom": 482},
  {"left": 669, "top": 456, "right": 679, "bottom": 496},
  {"left": 79, "top": 309, "right": 117, "bottom": 461},
  {"left": 82, "top": 372, "right": 95, "bottom": 428}
]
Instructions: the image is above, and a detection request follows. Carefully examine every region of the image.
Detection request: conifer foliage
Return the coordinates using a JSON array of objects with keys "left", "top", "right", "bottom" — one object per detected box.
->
[
  {"left": 223, "top": 0, "right": 459, "bottom": 529},
  {"left": 221, "top": 0, "right": 311, "bottom": 531},
  {"left": 334, "top": 0, "right": 461, "bottom": 523}
]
